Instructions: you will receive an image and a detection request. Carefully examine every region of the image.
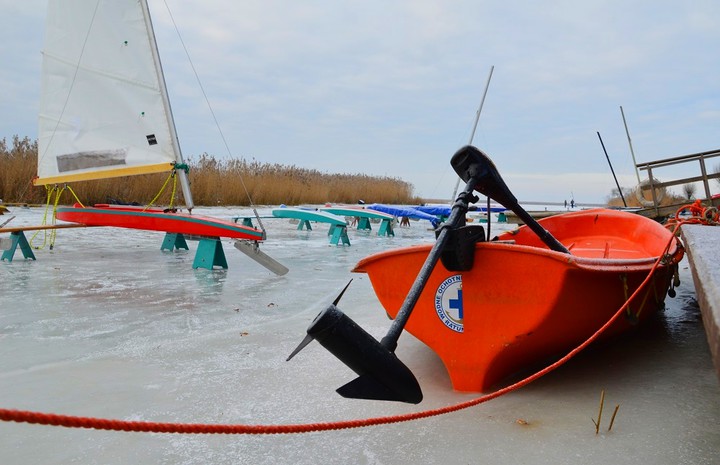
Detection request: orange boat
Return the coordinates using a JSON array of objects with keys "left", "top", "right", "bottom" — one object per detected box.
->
[
  {"left": 353, "top": 208, "right": 684, "bottom": 392},
  {"left": 289, "top": 145, "right": 683, "bottom": 403}
]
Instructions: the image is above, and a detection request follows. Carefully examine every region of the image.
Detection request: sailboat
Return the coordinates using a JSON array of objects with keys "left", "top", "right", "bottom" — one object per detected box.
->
[{"left": 35, "top": 0, "right": 283, "bottom": 272}]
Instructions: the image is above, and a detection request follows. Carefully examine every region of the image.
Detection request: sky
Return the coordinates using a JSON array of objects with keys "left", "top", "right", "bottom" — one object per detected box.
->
[{"left": 2, "top": 0, "right": 719, "bottom": 204}]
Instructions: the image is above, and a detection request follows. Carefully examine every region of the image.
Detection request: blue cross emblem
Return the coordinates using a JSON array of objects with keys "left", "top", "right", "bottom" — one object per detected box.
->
[{"left": 448, "top": 288, "right": 463, "bottom": 320}]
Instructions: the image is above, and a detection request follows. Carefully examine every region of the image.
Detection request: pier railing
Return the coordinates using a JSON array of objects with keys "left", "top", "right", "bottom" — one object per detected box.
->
[{"left": 635, "top": 148, "right": 720, "bottom": 218}]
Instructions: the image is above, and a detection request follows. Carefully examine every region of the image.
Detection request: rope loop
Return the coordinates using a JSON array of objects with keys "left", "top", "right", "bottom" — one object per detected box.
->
[{"left": 674, "top": 199, "right": 719, "bottom": 225}]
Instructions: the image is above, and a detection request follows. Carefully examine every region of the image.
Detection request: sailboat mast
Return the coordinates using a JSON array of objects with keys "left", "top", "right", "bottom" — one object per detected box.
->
[
  {"left": 139, "top": 0, "right": 194, "bottom": 211},
  {"left": 620, "top": 106, "right": 642, "bottom": 186},
  {"left": 450, "top": 65, "right": 494, "bottom": 202}
]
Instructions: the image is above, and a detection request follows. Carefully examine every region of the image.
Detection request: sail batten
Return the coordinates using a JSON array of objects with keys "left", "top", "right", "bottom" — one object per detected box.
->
[
  {"left": 38, "top": 0, "right": 191, "bottom": 209},
  {"left": 41, "top": 50, "right": 163, "bottom": 93}
]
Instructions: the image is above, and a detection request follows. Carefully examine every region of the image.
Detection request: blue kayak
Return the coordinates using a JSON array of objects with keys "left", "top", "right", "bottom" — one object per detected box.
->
[{"left": 367, "top": 204, "right": 440, "bottom": 227}]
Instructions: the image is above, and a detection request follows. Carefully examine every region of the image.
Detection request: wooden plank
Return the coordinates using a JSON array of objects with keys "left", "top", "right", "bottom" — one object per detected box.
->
[
  {"left": 0, "top": 223, "right": 92, "bottom": 234},
  {"left": 681, "top": 225, "right": 720, "bottom": 381},
  {"left": 636, "top": 148, "right": 720, "bottom": 169},
  {"left": 648, "top": 172, "right": 720, "bottom": 190}
]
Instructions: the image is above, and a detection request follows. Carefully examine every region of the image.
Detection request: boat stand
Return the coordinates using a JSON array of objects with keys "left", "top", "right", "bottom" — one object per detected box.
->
[
  {"left": 356, "top": 217, "right": 394, "bottom": 237},
  {"left": 0, "top": 231, "right": 36, "bottom": 262},
  {"left": 328, "top": 224, "right": 351, "bottom": 246},
  {"left": 160, "top": 233, "right": 189, "bottom": 252},
  {"left": 356, "top": 217, "right": 372, "bottom": 231},
  {"left": 161, "top": 233, "right": 227, "bottom": 270},
  {"left": 297, "top": 220, "right": 312, "bottom": 231},
  {"left": 378, "top": 219, "right": 395, "bottom": 237},
  {"left": 192, "top": 237, "right": 228, "bottom": 269}
]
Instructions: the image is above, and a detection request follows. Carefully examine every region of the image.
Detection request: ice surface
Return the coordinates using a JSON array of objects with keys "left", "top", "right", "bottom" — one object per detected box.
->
[{"left": 1, "top": 206, "right": 718, "bottom": 464}]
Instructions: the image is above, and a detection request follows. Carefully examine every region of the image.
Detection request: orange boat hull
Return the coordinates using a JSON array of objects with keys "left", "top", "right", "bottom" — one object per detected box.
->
[{"left": 353, "top": 209, "right": 683, "bottom": 392}]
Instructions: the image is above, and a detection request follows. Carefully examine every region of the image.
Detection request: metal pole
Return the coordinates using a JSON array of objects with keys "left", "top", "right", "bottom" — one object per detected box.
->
[
  {"left": 450, "top": 66, "right": 494, "bottom": 202},
  {"left": 620, "top": 106, "right": 642, "bottom": 186},
  {"left": 467, "top": 66, "right": 494, "bottom": 146},
  {"left": 597, "top": 131, "right": 627, "bottom": 207},
  {"left": 141, "top": 0, "right": 194, "bottom": 211}
]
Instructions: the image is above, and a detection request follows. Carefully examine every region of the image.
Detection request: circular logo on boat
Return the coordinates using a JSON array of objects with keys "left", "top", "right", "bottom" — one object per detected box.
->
[{"left": 435, "top": 275, "right": 463, "bottom": 333}]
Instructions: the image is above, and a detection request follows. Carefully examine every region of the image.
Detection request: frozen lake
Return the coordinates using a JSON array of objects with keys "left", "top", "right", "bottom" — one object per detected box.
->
[{"left": 1, "top": 206, "right": 718, "bottom": 464}]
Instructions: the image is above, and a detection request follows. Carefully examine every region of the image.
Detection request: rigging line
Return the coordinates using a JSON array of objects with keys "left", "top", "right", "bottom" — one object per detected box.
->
[
  {"left": 160, "top": 1, "right": 266, "bottom": 230},
  {"left": 39, "top": 0, "right": 102, "bottom": 169},
  {"left": 143, "top": 170, "right": 175, "bottom": 211},
  {"left": 30, "top": 186, "right": 56, "bottom": 249},
  {"left": 65, "top": 185, "right": 84, "bottom": 208}
]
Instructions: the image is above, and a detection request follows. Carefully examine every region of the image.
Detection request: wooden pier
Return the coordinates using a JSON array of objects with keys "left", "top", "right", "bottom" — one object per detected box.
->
[
  {"left": 681, "top": 224, "right": 720, "bottom": 382},
  {"left": 634, "top": 148, "right": 720, "bottom": 219}
]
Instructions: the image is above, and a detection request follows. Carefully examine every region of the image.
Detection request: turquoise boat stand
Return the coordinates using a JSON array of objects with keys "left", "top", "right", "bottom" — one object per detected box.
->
[
  {"left": 162, "top": 232, "right": 229, "bottom": 270},
  {"left": 0, "top": 231, "right": 37, "bottom": 262}
]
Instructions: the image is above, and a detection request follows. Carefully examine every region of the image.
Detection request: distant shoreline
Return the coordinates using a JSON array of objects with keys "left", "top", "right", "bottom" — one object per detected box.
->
[{"left": 421, "top": 198, "right": 607, "bottom": 208}]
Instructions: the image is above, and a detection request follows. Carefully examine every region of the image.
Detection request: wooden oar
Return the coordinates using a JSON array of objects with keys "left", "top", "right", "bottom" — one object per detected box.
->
[{"left": 0, "top": 222, "right": 91, "bottom": 233}]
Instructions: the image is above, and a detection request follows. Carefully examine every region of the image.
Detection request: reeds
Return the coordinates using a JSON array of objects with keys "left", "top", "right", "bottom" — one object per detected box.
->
[
  {"left": 0, "top": 136, "right": 419, "bottom": 206},
  {"left": 592, "top": 389, "right": 620, "bottom": 434},
  {"left": 0, "top": 136, "right": 38, "bottom": 204}
]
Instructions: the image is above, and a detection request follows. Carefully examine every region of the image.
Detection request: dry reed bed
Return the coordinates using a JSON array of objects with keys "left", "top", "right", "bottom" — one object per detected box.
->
[{"left": 1, "top": 136, "right": 418, "bottom": 206}]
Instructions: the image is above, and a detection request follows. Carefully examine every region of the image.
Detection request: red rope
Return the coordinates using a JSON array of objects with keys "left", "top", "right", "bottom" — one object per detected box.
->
[
  {"left": 0, "top": 221, "right": 686, "bottom": 435},
  {"left": 666, "top": 199, "right": 719, "bottom": 230}
]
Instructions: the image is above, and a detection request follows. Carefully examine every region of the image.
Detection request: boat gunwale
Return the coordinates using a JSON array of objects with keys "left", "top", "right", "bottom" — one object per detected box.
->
[{"left": 353, "top": 236, "right": 683, "bottom": 273}]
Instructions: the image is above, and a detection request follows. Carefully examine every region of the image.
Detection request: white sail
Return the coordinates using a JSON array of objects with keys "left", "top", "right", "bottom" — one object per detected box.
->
[{"left": 37, "top": 0, "right": 191, "bottom": 209}]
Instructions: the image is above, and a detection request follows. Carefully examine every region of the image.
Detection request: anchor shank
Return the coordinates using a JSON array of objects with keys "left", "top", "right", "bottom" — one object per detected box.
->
[{"left": 380, "top": 179, "right": 477, "bottom": 351}]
